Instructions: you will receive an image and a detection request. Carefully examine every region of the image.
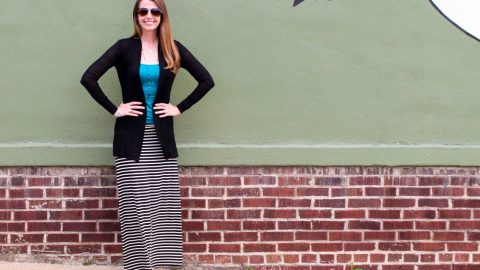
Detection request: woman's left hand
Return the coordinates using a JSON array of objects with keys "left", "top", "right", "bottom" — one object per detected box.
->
[{"left": 154, "top": 103, "right": 181, "bottom": 118}]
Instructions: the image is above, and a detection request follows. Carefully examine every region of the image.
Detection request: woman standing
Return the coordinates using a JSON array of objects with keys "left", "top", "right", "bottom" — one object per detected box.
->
[{"left": 80, "top": 0, "right": 214, "bottom": 269}]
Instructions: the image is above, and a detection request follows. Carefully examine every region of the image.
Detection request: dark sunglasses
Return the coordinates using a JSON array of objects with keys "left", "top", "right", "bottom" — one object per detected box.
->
[{"left": 137, "top": 8, "right": 162, "bottom": 17}]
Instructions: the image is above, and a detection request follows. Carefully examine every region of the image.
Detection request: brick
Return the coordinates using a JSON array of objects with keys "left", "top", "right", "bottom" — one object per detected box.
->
[
  {"left": 283, "top": 254, "right": 299, "bottom": 263},
  {"left": 263, "top": 187, "right": 295, "bottom": 197},
  {"left": 261, "top": 232, "right": 294, "bottom": 241},
  {"left": 192, "top": 188, "right": 225, "bottom": 197},
  {"left": 379, "top": 242, "right": 411, "bottom": 251},
  {"left": 226, "top": 188, "right": 258, "bottom": 197},
  {"left": 348, "top": 199, "right": 381, "bottom": 208},
  {"left": 311, "top": 243, "right": 343, "bottom": 252},
  {"left": 329, "top": 232, "right": 361, "bottom": 241},
  {"left": 209, "top": 244, "right": 240, "bottom": 253},
  {"left": 47, "top": 233, "right": 79, "bottom": 242},
  {"left": 207, "top": 221, "right": 240, "bottom": 230},
  {"left": 244, "top": 176, "right": 276, "bottom": 185},
  {"left": 439, "top": 210, "right": 470, "bottom": 219},
  {"left": 418, "top": 177, "right": 448, "bottom": 186},
  {"left": 344, "top": 242, "right": 375, "bottom": 251},
  {"left": 103, "top": 244, "right": 122, "bottom": 254},
  {"left": 0, "top": 222, "right": 26, "bottom": 231},
  {"left": 98, "top": 222, "right": 120, "bottom": 232},
  {"left": 227, "top": 210, "right": 260, "bottom": 219},
  {"left": 299, "top": 209, "right": 331, "bottom": 218},
  {"left": 434, "top": 232, "right": 464, "bottom": 241},
  {"left": 65, "top": 177, "right": 99, "bottom": 186},
  {"left": 82, "top": 233, "right": 115, "bottom": 243},
  {"left": 364, "top": 232, "right": 395, "bottom": 240},
  {"left": 28, "top": 200, "right": 62, "bottom": 209},
  {"left": 30, "top": 245, "right": 65, "bottom": 254},
  {"left": 244, "top": 243, "right": 275, "bottom": 252},
  {"left": 348, "top": 221, "right": 380, "bottom": 230},
  {"left": 404, "top": 210, "right": 436, "bottom": 219},
  {"left": 301, "top": 254, "right": 317, "bottom": 263},
  {"left": 188, "top": 232, "right": 221, "bottom": 242},
  {"left": 384, "top": 199, "right": 415, "bottom": 208},
  {"left": 208, "top": 176, "right": 241, "bottom": 186},
  {"left": 9, "top": 189, "right": 43, "bottom": 198},
  {"left": 278, "top": 176, "right": 310, "bottom": 186},
  {"left": 65, "top": 199, "right": 99, "bottom": 209},
  {"left": 14, "top": 211, "right": 47, "bottom": 220},
  {"left": 450, "top": 221, "right": 480, "bottom": 230},
  {"left": 183, "top": 243, "right": 206, "bottom": 253},
  {"left": 296, "top": 187, "right": 328, "bottom": 196},
  {"left": 225, "top": 232, "right": 257, "bottom": 242},
  {"left": 263, "top": 209, "right": 297, "bottom": 218},
  {"left": 349, "top": 176, "right": 381, "bottom": 185},
  {"left": 83, "top": 188, "right": 116, "bottom": 197},
  {"left": 334, "top": 210, "right": 364, "bottom": 219},
  {"left": 27, "top": 222, "right": 61, "bottom": 231},
  {"left": 181, "top": 199, "right": 206, "bottom": 208},
  {"left": 416, "top": 221, "right": 446, "bottom": 230},
  {"left": 66, "top": 244, "right": 101, "bottom": 254},
  {"left": 49, "top": 210, "right": 82, "bottom": 220},
  {"left": 447, "top": 242, "right": 478, "bottom": 251},
  {"left": 192, "top": 210, "right": 225, "bottom": 219},
  {"left": 243, "top": 198, "right": 276, "bottom": 208},
  {"left": 433, "top": 187, "right": 464, "bottom": 196},
  {"left": 418, "top": 199, "right": 448, "bottom": 207},
  {"left": 11, "top": 177, "right": 26, "bottom": 186},
  {"left": 27, "top": 177, "right": 53, "bottom": 186},
  {"left": 414, "top": 242, "right": 445, "bottom": 251},
  {"left": 369, "top": 210, "right": 400, "bottom": 219},
  {"left": 384, "top": 221, "right": 413, "bottom": 230},
  {"left": 11, "top": 234, "right": 44, "bottom": 243},
  {"left": 243, "top": 221, "right": 275, "bottom": 230},
  {"left": 331, "top": 188, "right": 363, "bottom": 197},
  {"left": 278, "top": 221, "right": 311, "bottom": 230},
  {"left": 63, "top": 222, "right": 96, "bottom": 232},
  {"left": 101, "top": 199, "right": 118, "bottom": 208},
  {"left": 46, "top": 189, "right": 79, "bottom": 198},
  {"left": 453, "top": 199, "right": 480, "bottom": 208},
  {"left": 314, "top": 177, "right": 345, "bottom": 186},
  {"left": 399, "top": 188, "right": 430, "bottom": 196},
  {"left": 365, "top": 187, "right": 396, "bottom": 196},
  {"left": 312, "top": 221, "right": 344, "bottom": 230},
  {"left": 278, "top": 199, "right": 311, "bottom": 207},
  {"left": 208, "top": 198, "right": 241, "bottom": 209},
  {"left": 384, "top": 176, "right": 416, "bottom": 186},
  {"left": 295, "top": 231, "right": 327, "bottom": 240},
  {"left": 398, "top": 231, "right": 430, "bottom": 240},
  {"left": 278, "top": 243, "right": 309, "bottom": 251},
  {"left": 85, "top": 210, "right": 117, "bottom": 220},
  {"left": 180, "top": 176, "right": 206, "bottom": 186},
  {"left": 314, "top": 199, "right": 345, "bottom": 208}
]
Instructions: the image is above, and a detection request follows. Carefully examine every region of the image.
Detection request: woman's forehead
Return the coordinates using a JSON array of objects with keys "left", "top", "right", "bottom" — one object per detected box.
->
[{"left": 138, "top": 0, "right": 159, "bottom": 8}]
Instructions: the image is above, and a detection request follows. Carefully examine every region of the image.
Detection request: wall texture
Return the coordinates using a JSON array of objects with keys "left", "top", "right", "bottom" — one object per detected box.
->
[
  {"left": 1, "top": 0, "right": 480, "bottom": 165},
  {"left": 1, "top": 166, "right": 480, "bottom": 269}
]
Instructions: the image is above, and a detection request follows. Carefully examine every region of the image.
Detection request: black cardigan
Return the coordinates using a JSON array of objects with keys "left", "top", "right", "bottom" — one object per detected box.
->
[{"left": 80, "top": 37, "right": 214, "bottom": 161}]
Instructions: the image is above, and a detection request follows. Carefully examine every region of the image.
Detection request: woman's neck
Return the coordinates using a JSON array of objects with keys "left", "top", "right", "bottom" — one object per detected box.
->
[{"left": 140, "top": 31, "right": 158, "bottom": 45}]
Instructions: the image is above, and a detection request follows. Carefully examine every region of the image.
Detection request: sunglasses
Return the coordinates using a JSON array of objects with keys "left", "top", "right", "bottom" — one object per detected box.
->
[{"left": 137, "top": 8, "right": 162, "bottom": 17}]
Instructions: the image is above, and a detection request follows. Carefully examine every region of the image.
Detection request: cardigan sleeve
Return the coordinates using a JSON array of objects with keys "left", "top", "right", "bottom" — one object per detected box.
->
[
  {"left": 80, "top": 39, "right": 123, "bottom": 115},
  {"left": 174, "top": 40, "right": 215, "bottom": 114}
]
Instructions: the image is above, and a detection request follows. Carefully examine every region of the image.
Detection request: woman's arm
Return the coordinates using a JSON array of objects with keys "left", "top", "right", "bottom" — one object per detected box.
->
[
  {"left": 80, "top": 40, "right": 123, "bottom": 115},
  {"left": 174, "top": 40, "right": 215, "bottom": 114}
]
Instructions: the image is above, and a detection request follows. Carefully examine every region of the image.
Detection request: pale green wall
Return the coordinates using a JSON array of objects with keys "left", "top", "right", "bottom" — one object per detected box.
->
[{"left": 1, "top": 0, "right": 479, "bottom": 165}]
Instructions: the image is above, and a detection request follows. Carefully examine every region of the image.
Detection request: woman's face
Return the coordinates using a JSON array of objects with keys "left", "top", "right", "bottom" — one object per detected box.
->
[{"left": 137, "top": 0, "right": 162, "bottom": 32}]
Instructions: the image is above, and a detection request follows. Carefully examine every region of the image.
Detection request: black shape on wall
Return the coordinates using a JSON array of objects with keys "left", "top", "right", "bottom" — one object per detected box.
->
[{"left": 293, "top": 0, "right": 305, "bottom": 7}]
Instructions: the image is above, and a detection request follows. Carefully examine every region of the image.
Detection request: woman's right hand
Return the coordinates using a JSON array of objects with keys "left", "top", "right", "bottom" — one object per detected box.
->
[{"left": 114, "top": 101, "right": 145, "bottom": 117}]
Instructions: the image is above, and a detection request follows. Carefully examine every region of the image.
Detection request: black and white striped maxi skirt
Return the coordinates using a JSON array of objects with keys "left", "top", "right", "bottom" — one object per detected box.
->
[{"left": 115, "top": 125, "right": 183, "bottom": 269}]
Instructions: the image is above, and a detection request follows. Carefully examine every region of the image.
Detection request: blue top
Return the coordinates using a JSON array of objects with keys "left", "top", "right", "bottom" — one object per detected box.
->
[{"left": 139, "top": 64, "right": 160, "bottom": 124}]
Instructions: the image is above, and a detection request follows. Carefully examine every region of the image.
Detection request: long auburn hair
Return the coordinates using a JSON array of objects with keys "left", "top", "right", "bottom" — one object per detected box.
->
[{"left": 131, "top": 0, "right": 180, "bottom": 74}]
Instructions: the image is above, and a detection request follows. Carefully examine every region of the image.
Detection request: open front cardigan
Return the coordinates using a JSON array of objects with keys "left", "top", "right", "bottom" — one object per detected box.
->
[{"left": 80, "top": 37, "right": 215, "bottom": 161}]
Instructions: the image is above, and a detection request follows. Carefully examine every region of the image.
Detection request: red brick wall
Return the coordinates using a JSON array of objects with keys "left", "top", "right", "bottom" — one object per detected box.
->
[{"left": 1, "top": 166, "right": 480, "bottom": 269}]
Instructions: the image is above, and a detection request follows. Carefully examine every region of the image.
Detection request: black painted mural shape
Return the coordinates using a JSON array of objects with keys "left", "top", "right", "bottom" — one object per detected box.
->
[{"left": 293, "top": 0, "right": 305, "bottom": 7}]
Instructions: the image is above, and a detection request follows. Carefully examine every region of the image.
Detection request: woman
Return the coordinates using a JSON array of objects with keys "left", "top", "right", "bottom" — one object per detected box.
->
[{"left": 80, "top": 0, "right": 214, "bottom": 269}]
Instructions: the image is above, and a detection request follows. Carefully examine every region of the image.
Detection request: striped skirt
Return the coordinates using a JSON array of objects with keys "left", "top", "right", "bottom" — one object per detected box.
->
[{"left": 115, "top": 125, "right": 183, "bottom": 270}]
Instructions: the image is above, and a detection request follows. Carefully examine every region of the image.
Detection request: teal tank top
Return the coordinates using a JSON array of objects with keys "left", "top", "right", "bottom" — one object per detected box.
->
[{"left": 139, "top": 64, "right": 160, "bottom": 124}]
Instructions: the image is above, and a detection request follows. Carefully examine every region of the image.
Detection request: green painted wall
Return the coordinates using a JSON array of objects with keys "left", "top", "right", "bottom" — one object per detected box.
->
[{"left": 1, "top": 0, "right": 479, "bottom": 165}]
